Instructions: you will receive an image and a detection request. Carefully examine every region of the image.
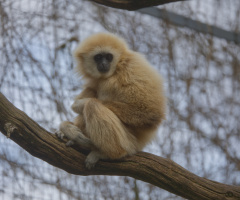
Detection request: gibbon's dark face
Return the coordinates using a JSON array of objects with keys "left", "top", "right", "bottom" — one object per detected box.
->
[{"left": 94, "top": 52, "right": 113, "bottom": 73}]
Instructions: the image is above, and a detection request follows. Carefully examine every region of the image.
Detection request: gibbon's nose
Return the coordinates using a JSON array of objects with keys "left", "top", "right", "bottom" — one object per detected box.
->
[{"left": 97, "top": 58, "right": 110, "bottom": 73}]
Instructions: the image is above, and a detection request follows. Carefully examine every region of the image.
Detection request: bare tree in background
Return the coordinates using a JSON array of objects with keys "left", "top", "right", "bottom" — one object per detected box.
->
[{"left": 0, "top": 0, "right": 240, "bottom": 199}]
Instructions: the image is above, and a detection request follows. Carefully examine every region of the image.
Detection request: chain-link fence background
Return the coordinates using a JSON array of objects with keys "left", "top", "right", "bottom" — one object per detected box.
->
[{"left": 0, "top": 0, "right": 240, "bottom": 199}]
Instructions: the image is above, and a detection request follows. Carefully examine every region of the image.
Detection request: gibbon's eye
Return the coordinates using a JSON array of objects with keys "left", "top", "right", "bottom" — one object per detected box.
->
[
  {"left": 105, "top": 53, "right": 113, "bottom": 62},
  {"left": 94, "top": 54, "right": 103, "bottom": 62}
]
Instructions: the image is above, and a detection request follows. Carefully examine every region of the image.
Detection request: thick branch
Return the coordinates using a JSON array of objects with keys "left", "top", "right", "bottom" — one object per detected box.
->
[
  {"left": 0, "top": 92, "right": 239, "bottom": 200},
  {"left": 90, "top": 0, "right": 188, "bottom": 11}
]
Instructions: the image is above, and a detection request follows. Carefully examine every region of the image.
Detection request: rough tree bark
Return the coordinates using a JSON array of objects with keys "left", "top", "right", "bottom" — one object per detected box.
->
[
  {"left": 90, "top": 0, "right": 188, "bottom": 11},
  {"left": 0, "top": 92, "right": 239, "bottom": 200}
]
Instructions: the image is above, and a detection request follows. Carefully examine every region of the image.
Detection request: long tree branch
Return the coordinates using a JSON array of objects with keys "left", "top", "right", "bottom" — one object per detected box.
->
[
  {"left": 90, "top": 0, "right": 188, "bottom": 11},
  {"left": 0, "top": 92, "right": 239, "bottom": 200}
]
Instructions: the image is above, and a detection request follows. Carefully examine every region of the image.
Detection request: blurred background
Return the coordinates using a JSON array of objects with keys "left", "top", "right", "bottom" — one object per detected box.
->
[{"left": 0, "top": 0, "right": 239, "bottom": 199}]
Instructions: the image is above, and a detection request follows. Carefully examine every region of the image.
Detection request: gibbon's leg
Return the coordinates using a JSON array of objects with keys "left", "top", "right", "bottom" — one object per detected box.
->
[
  {"left": 55, "top": 121, "right": 93, "bottom": 149},
  {"left": 82, "top": 99, "right": 138, "bottom": 168}
]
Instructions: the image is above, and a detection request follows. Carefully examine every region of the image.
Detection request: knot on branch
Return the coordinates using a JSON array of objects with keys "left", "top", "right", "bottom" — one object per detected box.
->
[
  {"left": 225, "top": 191, "right": 233, "bottom": 197},
  {"left": 4, "top": 122, "right": 18, "bottom": 138}
]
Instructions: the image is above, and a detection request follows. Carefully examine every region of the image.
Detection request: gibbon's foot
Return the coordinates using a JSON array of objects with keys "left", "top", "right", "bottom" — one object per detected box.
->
[
  {"left": 85, "top": 151, "right": 101, "bottom": 170},
  {"left": 56, "top": 121, "right": 93, "bottom": 149},
  {"left": 55, "top": 130, "right": 75, "bottom": 146},
  {"left": 65, "top": 140, "right": 75, "bottom": 147},
  {"left": 55, "top": 130, "right": 65, "bottom": 140}
]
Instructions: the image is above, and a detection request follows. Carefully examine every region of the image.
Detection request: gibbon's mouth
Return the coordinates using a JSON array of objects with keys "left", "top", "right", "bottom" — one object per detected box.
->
[{"left": 97, "top": 63, "right": 110, "bottom": 73}]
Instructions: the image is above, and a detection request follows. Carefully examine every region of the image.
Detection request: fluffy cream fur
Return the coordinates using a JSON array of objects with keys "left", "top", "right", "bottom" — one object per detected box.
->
[{"left": 56, "top": 33, "right": 167, "bottom": 169}]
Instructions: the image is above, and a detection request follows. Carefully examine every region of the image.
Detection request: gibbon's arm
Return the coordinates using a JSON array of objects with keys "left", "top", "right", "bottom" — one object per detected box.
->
[
  {"left": 71, "top": 87, "right": 97, "bottom": 114},
  {"left": 75, "top": 87, "right": 97, "bottom": 100},
  {"left": 102, "top": 101, "right": 163, "bottom": 128}
]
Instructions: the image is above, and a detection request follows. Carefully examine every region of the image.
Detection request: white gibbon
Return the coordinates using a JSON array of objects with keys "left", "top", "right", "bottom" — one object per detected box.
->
[{"left": 56, "top": 33, "right": 166, "bottom": 169}]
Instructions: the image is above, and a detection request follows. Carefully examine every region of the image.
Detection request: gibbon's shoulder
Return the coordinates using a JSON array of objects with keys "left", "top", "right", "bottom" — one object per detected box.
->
[{"left": 122, "top": 50, "right": 162, "bottom": 80}]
